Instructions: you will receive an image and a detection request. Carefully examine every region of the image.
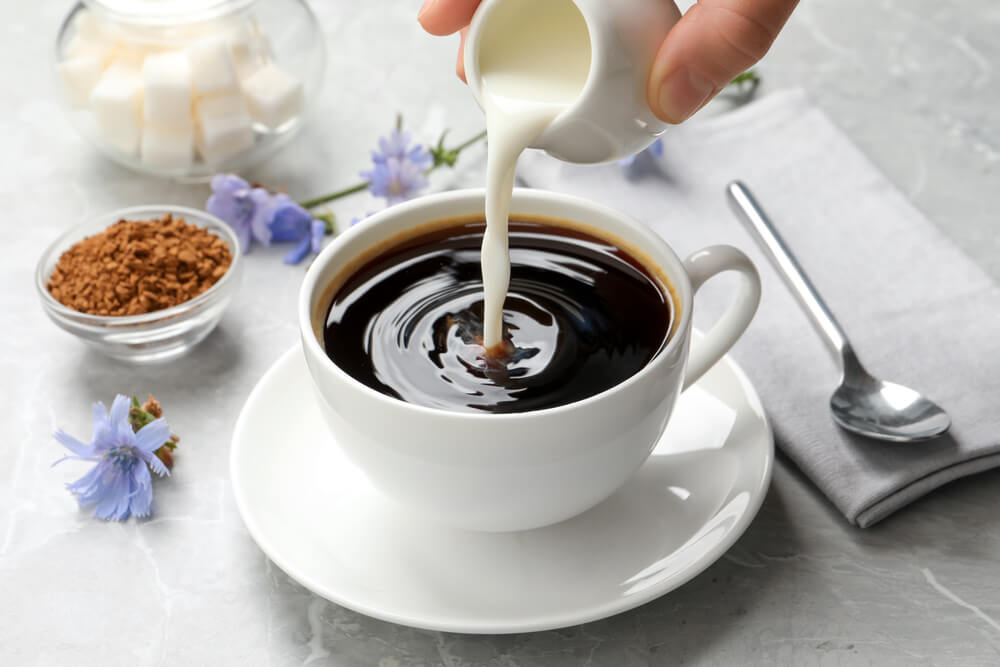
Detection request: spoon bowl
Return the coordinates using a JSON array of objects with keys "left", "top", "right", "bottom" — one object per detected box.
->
[{"left": 830, "top": 376, "right": 951, "bottom": 442}]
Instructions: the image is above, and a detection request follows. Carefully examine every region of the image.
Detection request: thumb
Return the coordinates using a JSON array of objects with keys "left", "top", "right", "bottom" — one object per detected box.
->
[{"left": 648, "top": 0, "right": 798, "bottom": 123}]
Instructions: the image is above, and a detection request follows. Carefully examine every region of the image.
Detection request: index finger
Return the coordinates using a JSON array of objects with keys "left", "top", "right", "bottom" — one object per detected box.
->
[{"left": 418, "top": 0, "right": 482, "bottom": 36}]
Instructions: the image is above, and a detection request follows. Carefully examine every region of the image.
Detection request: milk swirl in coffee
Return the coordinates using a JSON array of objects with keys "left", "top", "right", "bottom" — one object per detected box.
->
[
  {"left": 477, "top": 0, "right": 591, "bottom": 350},
  {"left": 323, "top": 218, "right": 671, "bottom": 413}
]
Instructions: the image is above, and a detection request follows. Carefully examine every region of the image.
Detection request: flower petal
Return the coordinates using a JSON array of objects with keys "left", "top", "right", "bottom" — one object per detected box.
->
[
  {"left": 236, "top": 221, "right": 253, "bottom": 254},
  {"left": 383, "top": 158, "right": 428, "bottom": 205},
  {"left": 619, "top": 138, "right": 663, "bottom": 175},
  {"left": 109, "top": 395, "right": 134, "bottom": 444},
  {"left": 211, "top": 173, "right": 250, "bottom": 195},
  {"left": 310, "top": 219, "right": 325, "bottom": 254},
  {"left": 207, "top": 193, "right": 238, "bottom": 228},
  {"left": 406, "top": 144, "right": 433, "bottom": 168},
  {"left": 69, "top": 459, "right": 132, "bottom": 521},
  {"left": 108, "top": 395, "right": 131, "bottom": 430},
  {"left": 66, "top": 463, "right": 106, "bottom": 502},
  {"left": 248, "top": 188, "right": 276, "bottom": 245},
  {"left": 360, "top": 162, "right": 389, "bottom": 194},
  {"left": 51, "top": 454, "right": 89, "bottom": 467},
  {"left": 91, "top": 401, "right": 110, "bottom": 442},
  {"left": 269, "top": 200, "right": 312, "bottom": 243},
  {"left": 283, "top": 235, "right": 312, "bottom": 265},
  {"left": 350, "top": 211, "right": 376, "bottom": 227},
  {"left": 377, "top": 130, "right": 412, "bottom": 160},
  {"left": 92, "top": 467, "right": 132, "bottom": 521},
  {"left": 144, "top": 449, "right": 170, "bottom": 478},
  {"left": 376, "top": 135, "right": 393, "bottom": 158},
  {"left": 133, "top": 418, "right": 171, "bottom": 455},
  {"left": 53, "top": 429, "right": 97, "bottom": 460},
  {"left": 130, "top": 463, "right": 154, "bottom": 517}
]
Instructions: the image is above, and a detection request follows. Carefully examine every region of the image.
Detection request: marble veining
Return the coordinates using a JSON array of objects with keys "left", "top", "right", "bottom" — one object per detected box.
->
[
  {"left": 2, "top": 0, "right": 999, "bottom": 665},
  {"left": 922, "top": 569, "right": 1000, "bottom": 635}
]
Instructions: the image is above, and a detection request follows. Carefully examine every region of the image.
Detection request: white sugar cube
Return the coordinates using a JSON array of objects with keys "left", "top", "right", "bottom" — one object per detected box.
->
[
  {"left": 248, "top": 18, "right": 275, "bottom": 62},
  {"left": 73, "top": 9, "right": 111, "bottom": 43},
  {"left": 60, "top": 23, "right": 117, "bottom": 108},
  {"left": 194, "top": 93, "right": 255, "bottom": 163},
  {"left": 141, "top": 124, "right": 194, "bottom": 168},
  {"left": 187, "top": 36, "right": 238, "bottom": 97},
  {"left": 226, "top": 24, "right": 261, "bottom": 81},
  {"left": 114, "top": 43, "right": 153, "bottom": 70},
  {"left": 142, "top": 51, "right": 193, "bottom": 128},
  {"left": 225, "top": 21, "right": 275, "bottom": 82},
  {"left": 254, "top": 32, "right": 275, "bottom": 64},
  {"left": 90, "top": 61, "right": 143, "bottom": 154},
  {"left": 242, "top": 64, "right": 303, "bottom": 130},
  {"left": 58, "top": 56, "right": 107, "bottom": 108}
]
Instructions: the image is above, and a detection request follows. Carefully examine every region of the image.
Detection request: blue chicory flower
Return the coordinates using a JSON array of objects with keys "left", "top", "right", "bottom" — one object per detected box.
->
[
  {"left": 207, "top": 177, "right": 327, "bottom": 264},
  {"left": 619, "top": 138, "right": 664, "bottom": 168},
  {"left": 207, "top": 174, "right": 273, "bottom": 252},
  {"left": 375, "top": 129, "right": 431, "bottom": 163},
  {"left": 361, "top": 130, "right": 433, "bottom": 205},
  {"left": 267, "top": 194, "right": 327, "bottom": 265},
  {"left": 53, "top": 395, "right": 171, "bottom": 521}
]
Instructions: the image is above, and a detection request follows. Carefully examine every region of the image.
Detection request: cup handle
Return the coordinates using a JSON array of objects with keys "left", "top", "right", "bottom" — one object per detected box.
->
[{"left": 681, "top": 245, "right": 761, "bottom": 390}]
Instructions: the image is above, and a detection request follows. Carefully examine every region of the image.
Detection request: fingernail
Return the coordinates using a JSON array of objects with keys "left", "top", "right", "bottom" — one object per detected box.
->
[
  {"left": 418, "top": 0, "right": 437, "bottom": 22},
  {"left": 657, "top": 68, "right": 715, "bottom": 123}
]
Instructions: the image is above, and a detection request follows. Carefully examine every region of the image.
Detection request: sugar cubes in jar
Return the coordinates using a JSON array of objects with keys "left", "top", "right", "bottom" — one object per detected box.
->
[{"left": 55, "top": 0, "right": 325, "bottom": 180}]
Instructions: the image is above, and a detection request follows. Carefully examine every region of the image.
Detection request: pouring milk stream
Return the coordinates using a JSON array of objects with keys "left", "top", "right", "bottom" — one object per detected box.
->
[
  {"left": 478, "top": 0, "right": 591, "bottom": 349},
  {"left": 470, "top": 0, "right": 677, "bottom": 350}
]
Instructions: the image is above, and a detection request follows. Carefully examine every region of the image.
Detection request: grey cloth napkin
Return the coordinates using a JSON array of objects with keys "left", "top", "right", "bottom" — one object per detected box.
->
[{"left": 515, "top": 88, "right": 1000, "bottom": 527}]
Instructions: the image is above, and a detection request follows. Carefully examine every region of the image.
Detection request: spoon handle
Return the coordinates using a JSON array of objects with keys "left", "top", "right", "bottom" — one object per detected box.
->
[{"left": 726, "top": 181, "right": 853, "bottom": 363}]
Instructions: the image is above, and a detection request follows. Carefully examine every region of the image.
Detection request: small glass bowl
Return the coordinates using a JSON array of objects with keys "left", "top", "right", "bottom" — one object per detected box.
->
[{"left": 36, "top": 205, "right": 242, "bottom": 362}]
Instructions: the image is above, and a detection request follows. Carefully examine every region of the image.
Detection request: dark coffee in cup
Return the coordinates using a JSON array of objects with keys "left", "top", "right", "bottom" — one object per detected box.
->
[{"left": 322, "top": 216, "right": 673, "bottom": 413}]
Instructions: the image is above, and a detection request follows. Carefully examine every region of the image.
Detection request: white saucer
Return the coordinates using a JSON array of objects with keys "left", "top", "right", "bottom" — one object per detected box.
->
[{"left": 231, "top": 343, "right": 773, "bottom": 634}]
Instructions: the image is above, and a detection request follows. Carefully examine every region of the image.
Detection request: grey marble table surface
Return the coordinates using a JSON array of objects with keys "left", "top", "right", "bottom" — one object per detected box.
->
[{"left": 3, "top": 1, "right": 999, "bottom": 665}]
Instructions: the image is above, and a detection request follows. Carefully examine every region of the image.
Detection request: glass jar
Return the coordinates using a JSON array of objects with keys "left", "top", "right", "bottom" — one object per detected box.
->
[{"left": 55, "top": 0, "right": 325, "bottom": 181}]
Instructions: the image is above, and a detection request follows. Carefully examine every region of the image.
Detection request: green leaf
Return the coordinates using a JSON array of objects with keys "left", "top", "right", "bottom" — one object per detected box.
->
[
  {"left": 128, "top": 396, "right": 155, "bottom": 431},
  {"left": 728, "top": 69, "right": 761, "bottom": 88}
]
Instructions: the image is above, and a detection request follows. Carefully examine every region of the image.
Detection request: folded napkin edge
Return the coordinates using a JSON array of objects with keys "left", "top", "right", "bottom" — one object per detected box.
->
[{"left": 856, "top": 450, "right": 1000, "bottom": 527}]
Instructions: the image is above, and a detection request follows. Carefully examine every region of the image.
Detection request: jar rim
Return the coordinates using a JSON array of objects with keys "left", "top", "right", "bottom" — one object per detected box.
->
[{"left": 84, "top": 0, "right": 256, "bottom": 25}]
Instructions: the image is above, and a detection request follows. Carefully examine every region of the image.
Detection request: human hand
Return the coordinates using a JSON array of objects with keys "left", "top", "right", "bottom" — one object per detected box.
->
[{"left": 418, "top": 0, "right": 799, "bottom": 123}]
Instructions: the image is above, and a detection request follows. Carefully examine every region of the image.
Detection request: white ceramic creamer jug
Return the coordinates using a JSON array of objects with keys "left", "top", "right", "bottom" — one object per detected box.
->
[{"left": 464, "top": 0, "right": 682, "bottom": 163}]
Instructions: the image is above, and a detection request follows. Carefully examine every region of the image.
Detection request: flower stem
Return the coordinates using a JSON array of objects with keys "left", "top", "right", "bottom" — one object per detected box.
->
[
  {"left": 452, "top": 129, "right": 487, "bottom": 154},
  {"left": 299, "top": 181, "right": 369, "bottom": 209},
  {"left": 300, "top": 128, "right": 488, "bottom": 210}
]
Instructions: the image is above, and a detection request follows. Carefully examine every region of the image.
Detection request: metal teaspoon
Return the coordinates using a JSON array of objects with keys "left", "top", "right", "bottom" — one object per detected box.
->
[{"left": 726, "top": 181, "right": 951, "bottom": 442}]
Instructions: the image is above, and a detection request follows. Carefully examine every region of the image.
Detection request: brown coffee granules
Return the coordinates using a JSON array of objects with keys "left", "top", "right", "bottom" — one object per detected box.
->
[{"left": 47, "top": 214, "right": 233, "bottom": 316}]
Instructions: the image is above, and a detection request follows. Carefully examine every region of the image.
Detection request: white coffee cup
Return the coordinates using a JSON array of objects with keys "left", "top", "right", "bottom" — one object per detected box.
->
[
  {"left": 299, "top": 189, "right": 760, "bottom": 532},
  {"left": 463, "top": 0, "right": 682, "bottom": 163}
]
